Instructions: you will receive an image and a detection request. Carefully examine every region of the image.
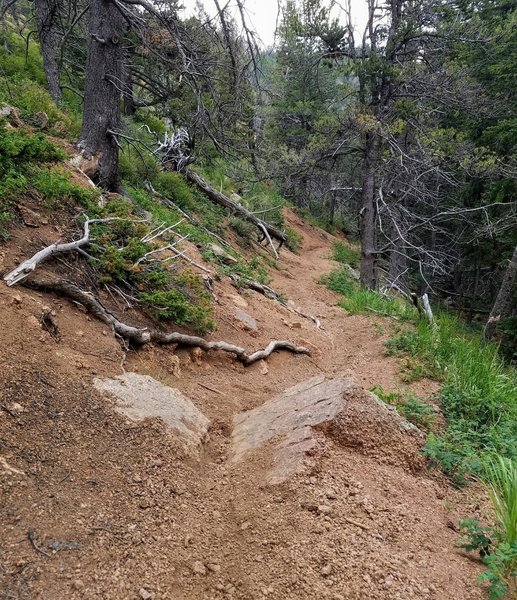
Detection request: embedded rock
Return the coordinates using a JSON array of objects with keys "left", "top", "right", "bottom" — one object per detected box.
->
[
  {"left": 94, "top": 373, "right": 209, "bottom": 456},
  {"left": 232, "top": 375, "right": 424, "bottom": 483}
]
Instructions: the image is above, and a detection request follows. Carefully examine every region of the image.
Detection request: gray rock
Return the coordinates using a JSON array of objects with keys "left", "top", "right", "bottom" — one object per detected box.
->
[
  {"left": 231, "top": 375, "right": 424, "bottom": 484},
  {"left": 94, "top": 373, "right": 209, "bottom": 456},
  {"left": 234, "top": 309, "right": 258, "bottom": 332},
  {"left": 208, "top": 243, "right": 238, "bottom": 265}
]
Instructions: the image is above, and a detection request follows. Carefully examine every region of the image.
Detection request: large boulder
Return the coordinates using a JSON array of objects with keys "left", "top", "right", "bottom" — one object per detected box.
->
[
  {"left": 232, "top": 375, "right": 424, "bottom": 484},
  {"left": 94, "top": 373, "right": 209, "bottom": 457}
]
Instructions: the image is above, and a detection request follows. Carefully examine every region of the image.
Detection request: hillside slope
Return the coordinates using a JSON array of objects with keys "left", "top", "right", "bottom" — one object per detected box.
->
[{"left": 0, "top": 205, "right": 487, "bottom": 600}]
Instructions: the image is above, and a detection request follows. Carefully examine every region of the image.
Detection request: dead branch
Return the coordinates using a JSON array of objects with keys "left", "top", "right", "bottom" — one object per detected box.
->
[
  {"left": 184, "top": 169, "right": 288, "bottom": 247},
  {"left": 3, "top": 217, "right": 145, "bottom": 286},
  {"left": 25, "top": 277, "right": 310, "bottom": 366}
]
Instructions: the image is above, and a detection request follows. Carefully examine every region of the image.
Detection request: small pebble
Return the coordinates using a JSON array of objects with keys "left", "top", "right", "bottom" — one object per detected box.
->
[{"left": 192, "top": 561, "right": 207, "bottom": 575}]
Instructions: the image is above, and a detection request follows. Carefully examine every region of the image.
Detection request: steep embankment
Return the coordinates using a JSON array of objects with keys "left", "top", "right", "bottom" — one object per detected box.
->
[{"left": 0, "top": 207, "right": 486, "bottom": 600}]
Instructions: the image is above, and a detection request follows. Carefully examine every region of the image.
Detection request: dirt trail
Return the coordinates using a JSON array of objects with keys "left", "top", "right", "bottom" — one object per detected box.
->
[{"left": 0, "top": 209, "right": 485, "bottom": 600}]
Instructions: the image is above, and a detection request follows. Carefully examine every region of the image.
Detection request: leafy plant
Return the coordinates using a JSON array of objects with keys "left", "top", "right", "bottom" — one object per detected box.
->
[{"left": 371, "top": 386, "right": 435, "bottom": 431}]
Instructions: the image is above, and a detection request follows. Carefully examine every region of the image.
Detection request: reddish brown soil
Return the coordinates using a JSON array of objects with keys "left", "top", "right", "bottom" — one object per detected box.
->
[{"left": 0, "top": 207, "right": 486, "bottom": 599}]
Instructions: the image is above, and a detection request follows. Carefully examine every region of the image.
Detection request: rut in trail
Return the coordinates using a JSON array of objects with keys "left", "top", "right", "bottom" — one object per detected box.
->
[{"left": 0, "top": 209, "right": 484, "bottom": 600}]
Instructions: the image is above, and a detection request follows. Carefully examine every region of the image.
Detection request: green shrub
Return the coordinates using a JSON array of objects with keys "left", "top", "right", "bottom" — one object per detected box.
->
[
  {"left": 319, "top": 268, "right": 358, "bottom": 296},
  {"left": 371, "top": 386, "right": 436, "bottom": 431},
  {"left": 139, "top": 269, "right": 215, "bottom": 334},
  {"left": 119, "top": 146, "right": 160, "bottom": 185},
  {"left": 0, "top": 128, "right": 67, "bottom": 237},
  {"left": 32, "top": 167, "right": 99, "bottom": 207},
  {"left": 155, "top": 171, "right": 195, "bottom": 210},
  {"left": 228, "top": 215, "right": 255, "bottom": 246}
]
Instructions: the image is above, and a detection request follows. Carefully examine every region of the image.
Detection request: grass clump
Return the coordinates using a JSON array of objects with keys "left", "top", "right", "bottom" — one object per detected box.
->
[
  {"left": 459, "top": 456, "right": 517, "bottom": 598},
  {"left": 331, "top": 241, "right": 359, "bottom": 268},
  {"left": 320, "top": 266, "right": 416, "bottom": 320},
  {"left": 371, "top": 386, "right": 436, "bottom": 432}
]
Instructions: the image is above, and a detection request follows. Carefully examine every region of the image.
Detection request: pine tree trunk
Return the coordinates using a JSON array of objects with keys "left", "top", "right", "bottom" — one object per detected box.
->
[
  {"left": 485, "top": 243, "right": 517, "bottom": 339},
  {"left": 34, "top": 0, "right": 62, "bottom": 102},
  {"left": 359, "top": 132, "right": 380, "bottom": 289},
  {"left": 80, "top": 0, "right": 125, "bottom": 191}
]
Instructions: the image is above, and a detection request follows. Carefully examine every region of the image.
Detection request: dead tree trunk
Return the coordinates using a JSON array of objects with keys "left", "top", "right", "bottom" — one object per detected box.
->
[
  {"left": 34, "top": 0, "right": 62, "bottom": 102},
  {"left": 79, "top": 0, "right": 125, "bottom": 191},
  {"left": 359, "top": 132, "right": 380, "bottom": 290},
  {"left": 485, "top": 242, "right": 517, "bottom": 340},
  {"left": 185, "top": 169, "right": 288, "bottom": 246}
]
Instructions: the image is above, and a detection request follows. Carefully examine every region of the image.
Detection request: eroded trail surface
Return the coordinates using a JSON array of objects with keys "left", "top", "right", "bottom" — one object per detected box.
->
[{"left": 1, "top": 210, "right": 485, "bottom": 599}]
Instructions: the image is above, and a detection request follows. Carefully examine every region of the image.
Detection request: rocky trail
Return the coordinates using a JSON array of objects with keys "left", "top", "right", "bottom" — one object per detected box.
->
[{"left": 0, "top": 209, "right": 486, "bottom": 599}]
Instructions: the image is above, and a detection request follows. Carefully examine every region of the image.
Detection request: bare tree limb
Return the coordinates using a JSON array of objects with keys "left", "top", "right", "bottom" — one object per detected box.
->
[{"left": 3, "top": 217, "right": 145, "bottom": 286}]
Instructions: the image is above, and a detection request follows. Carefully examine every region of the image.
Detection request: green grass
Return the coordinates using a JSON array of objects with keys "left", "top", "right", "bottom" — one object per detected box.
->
[
  {"left": 483, "top": 456, "right": 517, "bottom": 547},
  {"left": 320, "top": 268, "right": 517, "bottom": 486},
  {"left": 371, "top": 386, "right": 436, "bottom": 431},
  {"left": 460, "top": 456, "right": 517, "bottom": 598},
  {"left": 331, "top": 241, "right": 360, "bottom": 268}
]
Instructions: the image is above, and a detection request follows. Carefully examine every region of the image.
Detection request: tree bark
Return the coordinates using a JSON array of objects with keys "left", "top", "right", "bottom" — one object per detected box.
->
[
  {"left": 34, "top": 0, "right": 62, "bottom": 102},
  {"left": 485, "top": 243, "right": 517, "bottom": 339},
  {"left": 359, "top": 131, "right": 380, "bottom": 289},
  {"left": 79, "top": 0, "right": 125, "bottom": 191}
]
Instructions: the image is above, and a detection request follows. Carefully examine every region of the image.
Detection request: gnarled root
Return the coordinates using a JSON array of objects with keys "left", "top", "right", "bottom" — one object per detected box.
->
[{"left": 25, "top": 277, "right": 310, "bottom": 366}]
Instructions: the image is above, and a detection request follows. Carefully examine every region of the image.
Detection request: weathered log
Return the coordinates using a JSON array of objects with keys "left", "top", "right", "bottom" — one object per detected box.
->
[
  {"left": 185, "top": 169, "right": 288, "bottom": 246},
  {"left": 25, "top": 277, "right": 310, "bottom": 366}
]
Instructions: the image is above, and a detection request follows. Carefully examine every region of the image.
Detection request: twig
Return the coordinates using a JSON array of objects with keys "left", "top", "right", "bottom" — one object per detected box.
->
[
  {"left": 197, "top": 382, "right": 223, "bottom": 395},
  {"left": 28, "top": 529, "right": 51, "bottom": 558},
  {"left": 343, "top": 517, "right": 370, "bottom": 531}
]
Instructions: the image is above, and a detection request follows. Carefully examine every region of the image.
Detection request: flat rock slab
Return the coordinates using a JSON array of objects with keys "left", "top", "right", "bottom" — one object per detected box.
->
[
  {"left": 234, "top": 309, "right": 258, "bottom": 332},
  {"left": 94, "top": 373, "right": 209, "bottom": 456},
  {"left": 232, "top": 375, "right": 424, "bottom": 484}
]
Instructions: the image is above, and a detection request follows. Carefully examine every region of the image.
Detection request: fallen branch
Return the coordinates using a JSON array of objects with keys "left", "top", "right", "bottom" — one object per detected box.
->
[
  {"left": 25, "top": 277, "right": 310, "bottom": 366},
  {"left": 184, "top": 169, "right": 288, "bottom": 247},
  {"left": 3, "top": 217, "right": 145, "bottom": 286}
]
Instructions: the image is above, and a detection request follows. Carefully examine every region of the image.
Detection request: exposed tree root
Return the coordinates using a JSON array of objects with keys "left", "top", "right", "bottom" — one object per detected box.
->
[
  {"left": 230, "top": 275, "right": 324, "bottom": 330},
  {"left": 24, "top": 277, "right": 310, "bottom": 366}
]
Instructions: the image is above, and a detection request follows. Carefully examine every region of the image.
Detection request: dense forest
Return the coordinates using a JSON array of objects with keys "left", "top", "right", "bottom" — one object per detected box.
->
[{"left": 0, "top": 0, "right": 516, "bottom": 596}]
